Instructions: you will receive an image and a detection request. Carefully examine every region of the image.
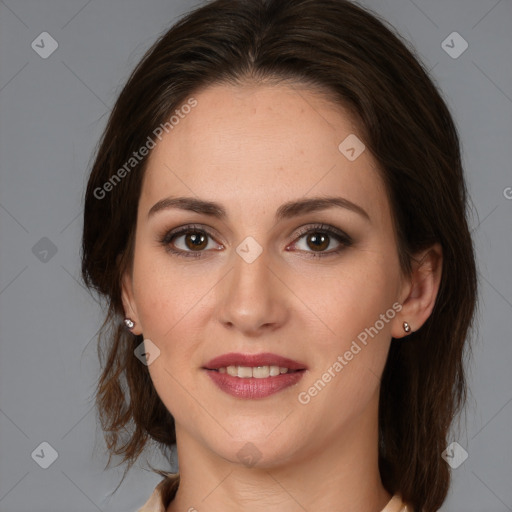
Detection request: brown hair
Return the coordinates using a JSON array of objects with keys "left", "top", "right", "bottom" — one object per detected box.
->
[{"left": 81, "top": 0, "right": 478, "bottom": 510}]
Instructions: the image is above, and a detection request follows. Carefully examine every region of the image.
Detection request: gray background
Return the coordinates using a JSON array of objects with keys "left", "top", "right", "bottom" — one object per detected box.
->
[{"left": 0, "top": 0, "right": 510, "bottom": 510}]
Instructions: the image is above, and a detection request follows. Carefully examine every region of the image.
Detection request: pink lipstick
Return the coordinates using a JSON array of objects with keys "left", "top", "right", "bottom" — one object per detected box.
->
[{"left": 203, "top": 352, "right": 307, "bottom": 399}]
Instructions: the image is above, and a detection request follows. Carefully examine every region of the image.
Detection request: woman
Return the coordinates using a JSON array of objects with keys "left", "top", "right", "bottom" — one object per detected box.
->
[{"left": 81, "top": 0, "right": 478, "bottom": 511}]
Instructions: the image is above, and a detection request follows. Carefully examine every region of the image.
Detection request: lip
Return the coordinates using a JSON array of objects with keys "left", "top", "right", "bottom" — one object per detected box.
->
[
  {"left": 203, "top": 352, "right": 307, "bottom": 400},
  {"left": 204, "top": 352, "right": 307, "bottom": 371}
]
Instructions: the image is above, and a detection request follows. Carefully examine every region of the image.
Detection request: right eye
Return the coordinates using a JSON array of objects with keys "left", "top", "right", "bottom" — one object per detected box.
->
[{"left": 159, "top": 224, "right": 224, "bottom": 258}]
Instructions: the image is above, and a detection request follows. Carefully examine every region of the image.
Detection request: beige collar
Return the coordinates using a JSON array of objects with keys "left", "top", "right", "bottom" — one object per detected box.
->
[{"left": 138, "top": 475, "right": 412, "bottom": 512}]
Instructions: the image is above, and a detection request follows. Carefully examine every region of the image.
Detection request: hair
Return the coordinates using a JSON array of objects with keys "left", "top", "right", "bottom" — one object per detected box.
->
[{"left": 81, "top": 0, "right": 478, "bottom": 510}]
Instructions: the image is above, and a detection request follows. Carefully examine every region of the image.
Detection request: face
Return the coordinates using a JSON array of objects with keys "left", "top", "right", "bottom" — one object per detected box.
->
[{"left": 122, "top": 82, "right": 411, "bottom": 468}]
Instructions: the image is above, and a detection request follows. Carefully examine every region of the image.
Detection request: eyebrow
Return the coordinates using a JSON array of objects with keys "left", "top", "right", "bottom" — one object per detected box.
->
[{"left": 147, "top": 195, "right": 370, "bottom": 222}]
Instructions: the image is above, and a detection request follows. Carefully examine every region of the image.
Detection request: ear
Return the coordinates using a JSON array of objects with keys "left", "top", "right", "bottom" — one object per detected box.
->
[
  {"left": 391, "top": 243, "right": 443, "bottom": 338},
  {"left": 121, "top": 269, "right": 143, "bottom": 335}
]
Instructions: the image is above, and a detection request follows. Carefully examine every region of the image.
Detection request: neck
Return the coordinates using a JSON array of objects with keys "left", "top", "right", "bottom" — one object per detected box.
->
[{"left": 167, "top": 393, "right": 391, "bottom": 512}]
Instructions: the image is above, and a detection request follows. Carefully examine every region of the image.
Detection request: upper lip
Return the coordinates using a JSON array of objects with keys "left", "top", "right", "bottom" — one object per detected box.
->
[{"left": 204, "top": 352, "right": 307, "bottom": 371}]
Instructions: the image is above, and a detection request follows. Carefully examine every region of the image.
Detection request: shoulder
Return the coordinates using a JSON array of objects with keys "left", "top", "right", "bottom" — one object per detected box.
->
[{"left": 137, "top": 472, "right": 180, "bottom": 512}]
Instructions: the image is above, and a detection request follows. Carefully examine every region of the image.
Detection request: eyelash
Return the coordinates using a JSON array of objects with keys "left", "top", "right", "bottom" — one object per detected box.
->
[{"left": 159, "top": 223, "right": 353, "bottom": 259}]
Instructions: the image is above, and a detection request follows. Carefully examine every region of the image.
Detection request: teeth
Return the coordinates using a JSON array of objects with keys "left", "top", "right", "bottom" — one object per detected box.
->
[
  {"left": 219, "top": 365, "right": 290, "bottom": 378},
  {"left": 238, "top": 366, "right": 253, "bottom": 378},
  {"left": 252, "top": 366, "right": 269, "bottom": 378},
  {"left": 269, "top": 366, "right": 281, "bottom": 377},
  {"left": 226, "top": 366, "right": 238, "bottom": 377}
]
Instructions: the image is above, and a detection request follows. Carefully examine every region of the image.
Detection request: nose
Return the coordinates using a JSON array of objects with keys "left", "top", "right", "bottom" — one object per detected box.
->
[{"left": 215, "top": 245, "right": 291, "bottom": 337}]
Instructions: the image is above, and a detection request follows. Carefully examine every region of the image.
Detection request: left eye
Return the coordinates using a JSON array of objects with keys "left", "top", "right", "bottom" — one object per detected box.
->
[
  {"left": 295, "top": 231, "right": 338, "bottom": 252},
  {"left": 289, "top": 226, "right": 352, "bottom": 256}
]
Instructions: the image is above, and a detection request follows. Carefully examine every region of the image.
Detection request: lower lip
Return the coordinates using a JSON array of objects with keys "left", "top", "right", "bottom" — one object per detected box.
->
[{"left": 205, "top": 369, "right": 305, "bottom": 399}]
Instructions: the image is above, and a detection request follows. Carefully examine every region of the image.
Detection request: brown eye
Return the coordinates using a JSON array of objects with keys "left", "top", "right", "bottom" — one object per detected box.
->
[
  {"left": 184, "top": 231, "right": 208, "bottom": 251},
  {"left": 160, "top": 225, "right": 223, "bottom": 258},
  {"left": 290, "top": 224, "right": 353, "bottom": 258},
  {"left": 306, "top": 232, "right": 330, "bottom": 252}
]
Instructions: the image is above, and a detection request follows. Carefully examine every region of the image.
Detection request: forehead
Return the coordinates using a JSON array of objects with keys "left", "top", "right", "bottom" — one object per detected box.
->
[{"left": 140, "top": 83, "right": 388, "bottom": 222}]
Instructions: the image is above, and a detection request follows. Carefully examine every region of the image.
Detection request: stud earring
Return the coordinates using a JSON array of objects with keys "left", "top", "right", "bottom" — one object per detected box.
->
[
  {"left": 124, "top": 318, "right": 135, "bottom": 329},
  {"left": 403, "top": 321, "right": 411, "bottom": 333}
]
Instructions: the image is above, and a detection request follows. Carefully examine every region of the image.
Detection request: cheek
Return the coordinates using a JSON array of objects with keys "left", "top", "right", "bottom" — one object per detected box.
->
[
  {"left": 297, "top": 254, "right": 399, "bottom": 345},
  {"left": 298, "top": 301, "right": 393, "bottom": 421},
  {"left": 133, "top": 257, "right": 206, "bottom": 420},
  {"left": 131, "top": 247, "right": 213, "bottom": 384},
  {"left": 131, "top": 247, "right": 203, "bottom": 338},
  {"left": 294, "top": 252, "right": 399, "bottom": 404}
]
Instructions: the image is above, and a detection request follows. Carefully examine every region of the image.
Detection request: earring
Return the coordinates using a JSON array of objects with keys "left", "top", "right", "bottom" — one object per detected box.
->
[
  {"left": 124, "top": 318, "right": 135, "bottom": 329},
  {"left": 403, "top": 321, "right": 411, "bottom": 333}
]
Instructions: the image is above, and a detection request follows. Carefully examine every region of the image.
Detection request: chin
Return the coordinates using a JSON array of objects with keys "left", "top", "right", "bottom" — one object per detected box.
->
[{"left": 211, "top": 431, "right": 303, "bottom": 470}]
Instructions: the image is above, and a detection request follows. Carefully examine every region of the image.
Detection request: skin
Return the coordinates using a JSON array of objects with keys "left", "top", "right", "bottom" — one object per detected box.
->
[{"left": 122, "top": 82, "right": 442, "bottom": 512}]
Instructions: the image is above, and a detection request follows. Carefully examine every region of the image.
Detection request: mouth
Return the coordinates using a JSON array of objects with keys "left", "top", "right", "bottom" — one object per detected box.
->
[
  {"left": 203, "top": 352, "right": 307, "bottom": 373},
  {"left": 209, "top": 365, "right": 303, "bottom": 378},
  {"left": 203, "top": 352, "right": 307, "bottom": 399}
]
